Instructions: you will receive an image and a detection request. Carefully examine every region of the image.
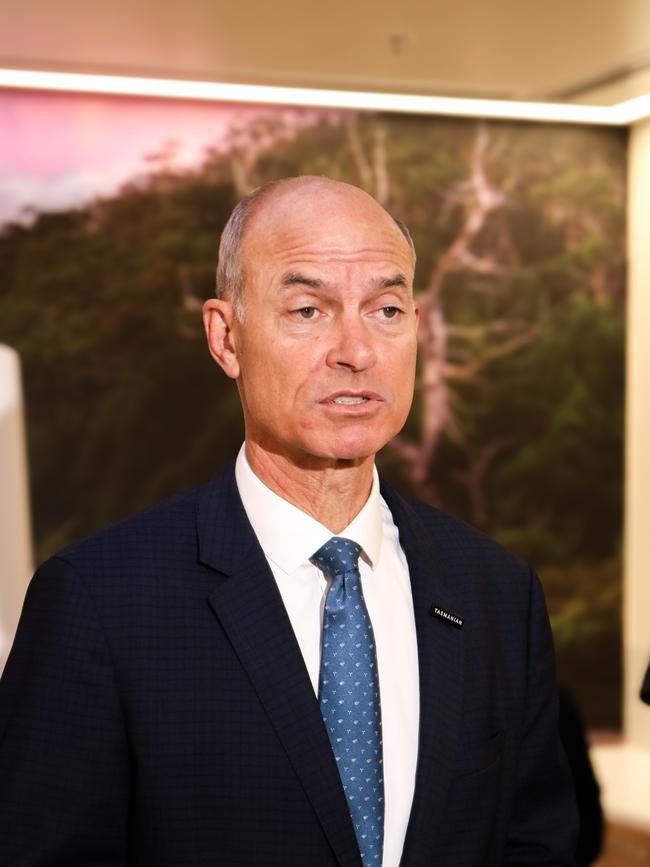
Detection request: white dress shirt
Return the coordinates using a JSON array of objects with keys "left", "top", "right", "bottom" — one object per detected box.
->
[{"left": 235, "top": 445, "right": 420, "bottom": 867}]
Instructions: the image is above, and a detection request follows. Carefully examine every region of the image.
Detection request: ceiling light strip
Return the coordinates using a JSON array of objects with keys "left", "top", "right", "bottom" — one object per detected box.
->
[{"left": 0, "top": 67, "right": 643, "bottom": 125}]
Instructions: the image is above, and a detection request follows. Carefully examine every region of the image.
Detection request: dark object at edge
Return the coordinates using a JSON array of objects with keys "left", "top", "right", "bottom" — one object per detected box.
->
[
  {"left": 558, "top": 689, "right": 604, "bottom": 867},
  {"left": 641, "top": 661, "right": 650, "bottom": 706}
]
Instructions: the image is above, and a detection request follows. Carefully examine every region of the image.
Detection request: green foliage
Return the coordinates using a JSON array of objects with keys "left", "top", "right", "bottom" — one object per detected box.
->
[
  {"left": 0, "top": 110, "right": 626, "bottom": 726},
  {"left": 544, "top": 556, "right": 622, "bottom": 728},
  {"left": 474, "top": 297, "right": 624, "bottom": 563},
  {"left": 0, "top": 173, "right": 243, "bottom": 560}
]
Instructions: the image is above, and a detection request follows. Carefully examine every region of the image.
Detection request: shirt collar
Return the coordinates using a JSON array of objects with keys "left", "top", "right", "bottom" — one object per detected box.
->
[{"left": 234, "top": 444, "right": 382, "bottom": 574}]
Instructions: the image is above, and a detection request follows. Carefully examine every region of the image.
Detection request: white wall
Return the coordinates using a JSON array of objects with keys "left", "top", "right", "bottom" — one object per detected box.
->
[
  {"left": 624, "top": 117, "right": 650, "bottom": 749},
  {"left": 0, "top": 345, "right": 33, "bottom": 672}
]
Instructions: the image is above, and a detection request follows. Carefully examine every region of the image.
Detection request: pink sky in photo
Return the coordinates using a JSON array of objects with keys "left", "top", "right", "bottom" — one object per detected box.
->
[{"left": 0, "top": 89, "right": 324, "bottom": 225}]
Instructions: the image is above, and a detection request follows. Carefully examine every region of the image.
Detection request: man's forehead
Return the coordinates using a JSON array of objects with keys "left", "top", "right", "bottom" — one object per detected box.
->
[{"left": 242, "top": 179, "right": 411, "bottom": 265}]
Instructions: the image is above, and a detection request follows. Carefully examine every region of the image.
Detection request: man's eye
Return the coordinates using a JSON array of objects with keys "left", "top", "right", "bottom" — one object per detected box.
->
[
  {"left": 380, "top": 306, "right": 400, "bottom": 319},
  {"left": 296, "top": 307, "right": 318, "bottom": 319}
]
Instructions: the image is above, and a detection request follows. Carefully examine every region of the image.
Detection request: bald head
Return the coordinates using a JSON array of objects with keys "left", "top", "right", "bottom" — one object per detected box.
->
[{"left": 215, "top": 176, "right": 415, "bottom": 319}]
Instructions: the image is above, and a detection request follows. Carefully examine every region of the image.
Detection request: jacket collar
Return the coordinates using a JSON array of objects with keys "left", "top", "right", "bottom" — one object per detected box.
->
[{"left": 378, "top": 480, "right": 466, "bottom": 865}]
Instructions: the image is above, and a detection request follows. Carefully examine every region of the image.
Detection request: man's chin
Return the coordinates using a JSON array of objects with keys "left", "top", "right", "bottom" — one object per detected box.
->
[{"left": 314, "top": 432, "right": 391, "bottom": 464}]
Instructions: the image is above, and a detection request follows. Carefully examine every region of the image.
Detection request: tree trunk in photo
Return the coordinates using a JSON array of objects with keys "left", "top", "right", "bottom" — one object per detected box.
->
[
  {"left": 346, "top": 115, "right": 389, "bottom": 205},
  {"left": 389, "top": 122, "right": 530, "bottom": 509}
]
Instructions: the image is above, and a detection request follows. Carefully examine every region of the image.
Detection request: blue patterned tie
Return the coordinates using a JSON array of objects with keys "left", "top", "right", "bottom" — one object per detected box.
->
[{"left": 311, "top": 537, "right": 384, "bottom": 866}]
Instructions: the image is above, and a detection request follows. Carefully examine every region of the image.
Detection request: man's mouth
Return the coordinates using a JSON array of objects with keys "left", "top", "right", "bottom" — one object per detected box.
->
[
  {"left": 332, "top": 396, "right": 369, "bottom": 405},
  {"left": 320, "top": 390, "right": 383, "bottom": 407}
]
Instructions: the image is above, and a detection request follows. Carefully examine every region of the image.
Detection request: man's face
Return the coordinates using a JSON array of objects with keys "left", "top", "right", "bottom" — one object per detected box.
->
[{"left": 212, "top": 182, "right": 418, "bottom": 466}]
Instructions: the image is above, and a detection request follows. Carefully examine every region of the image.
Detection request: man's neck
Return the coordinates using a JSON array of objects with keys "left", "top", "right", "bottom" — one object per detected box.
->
[{"left": 244, "top": 441, "right": 375, "bottom": 534}]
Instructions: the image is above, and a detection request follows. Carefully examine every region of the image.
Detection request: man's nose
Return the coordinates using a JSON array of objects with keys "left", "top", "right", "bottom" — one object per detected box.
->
[{"left": 325, "top": 315, "right": 377, "bottom": 372}]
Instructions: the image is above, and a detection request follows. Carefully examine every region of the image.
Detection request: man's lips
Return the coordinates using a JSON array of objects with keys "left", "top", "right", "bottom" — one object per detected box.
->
[{"left": 318, "top": 390, "right": 384, "bottom": 406}]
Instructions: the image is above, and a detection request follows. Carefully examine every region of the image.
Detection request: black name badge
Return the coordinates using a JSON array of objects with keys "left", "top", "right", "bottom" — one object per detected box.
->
[{"left": 430, "top": 605, "right": 464, "bottom": 629}]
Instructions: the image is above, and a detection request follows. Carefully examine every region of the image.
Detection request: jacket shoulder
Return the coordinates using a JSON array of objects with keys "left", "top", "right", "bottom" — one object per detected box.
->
[
  {"left": 405, "top": 494, "right": 529, "bottom": 572},
  {"left": 48, "top": 459, "right": 239, "bottom": 591},
  {"left": 54, "top": 485, "right": 200, "bottom": 571},
  {"left": 379, "top": 480, "right": 535, "bottom": 607}
]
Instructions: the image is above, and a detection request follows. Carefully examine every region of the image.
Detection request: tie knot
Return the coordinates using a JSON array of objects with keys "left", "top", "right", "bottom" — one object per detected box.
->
[{"left": 310, "top": 536, "right": 362, "bottom": 580}]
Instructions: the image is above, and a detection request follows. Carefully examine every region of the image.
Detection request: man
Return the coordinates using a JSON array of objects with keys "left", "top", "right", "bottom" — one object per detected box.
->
[{"left": 0, "top": 176, "right": 577, "bottom": 865}]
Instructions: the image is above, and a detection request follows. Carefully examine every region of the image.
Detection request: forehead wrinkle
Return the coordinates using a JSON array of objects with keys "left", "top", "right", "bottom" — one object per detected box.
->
[
  {"left": 265, "top": 247, "right": 412, "bottom": 282},
  {"left": 267, "top": 244, "right": 412, "bottom": 268}
]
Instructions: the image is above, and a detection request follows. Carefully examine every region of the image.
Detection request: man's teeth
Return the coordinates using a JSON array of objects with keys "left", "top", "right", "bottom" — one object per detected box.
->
[{"left": 332, "top": 396, "right": 369, "bottom": 405}]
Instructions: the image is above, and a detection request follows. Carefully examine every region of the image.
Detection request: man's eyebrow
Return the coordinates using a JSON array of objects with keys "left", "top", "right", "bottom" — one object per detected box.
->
[
  {"left": 379, "top": 274, "right": 409, "bottom": 289},
  {"left": 280, "top": 272, "right": 326, "bottom": 289}
]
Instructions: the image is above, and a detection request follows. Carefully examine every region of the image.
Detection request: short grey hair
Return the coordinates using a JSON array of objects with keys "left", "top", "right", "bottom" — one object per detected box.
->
[{"left": 215, "top": 177, "right": 416, "bottom": 321}]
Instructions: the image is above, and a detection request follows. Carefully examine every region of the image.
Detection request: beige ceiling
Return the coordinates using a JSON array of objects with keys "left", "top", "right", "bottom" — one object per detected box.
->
[{"left": 2, "top": 0, "right": 650, "bottom": 104}]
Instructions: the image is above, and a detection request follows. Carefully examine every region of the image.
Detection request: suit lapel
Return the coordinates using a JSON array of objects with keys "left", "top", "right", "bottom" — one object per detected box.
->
[
  {"left": 196, "top": 462, "right": 362, "bottom": 867},
  {"left": 379, "top": 483, "right": 466, "bottom": 866}
]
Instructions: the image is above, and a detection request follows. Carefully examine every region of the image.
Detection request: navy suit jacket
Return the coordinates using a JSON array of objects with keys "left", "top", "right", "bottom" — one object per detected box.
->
[{"left": 0, "top": 461, "right": 577, "bottom": 865}]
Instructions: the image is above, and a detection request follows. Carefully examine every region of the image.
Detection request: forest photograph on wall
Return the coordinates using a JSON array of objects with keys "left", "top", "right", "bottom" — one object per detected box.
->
[{"left": 0, "top": 88, "right": 626, "bottom": 728}]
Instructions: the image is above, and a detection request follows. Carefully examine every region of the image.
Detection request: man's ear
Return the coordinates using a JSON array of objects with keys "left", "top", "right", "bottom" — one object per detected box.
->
[{"left": 203, "top": 298, "right": 241, "bottom": 379}]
